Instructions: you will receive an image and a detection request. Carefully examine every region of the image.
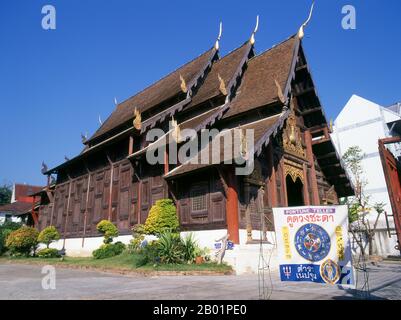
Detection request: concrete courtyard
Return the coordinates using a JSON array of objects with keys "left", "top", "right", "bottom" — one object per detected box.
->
[{"left": 0, "top": 261, "right": 400, "bottom": 300}]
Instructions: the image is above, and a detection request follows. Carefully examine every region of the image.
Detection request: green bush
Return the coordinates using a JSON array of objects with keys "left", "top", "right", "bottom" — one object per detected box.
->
[
  {"left": 96, "top": 220, "right": 119, "bottom": 244},
  {"left": 182, "top": 233, "right": 200, "bottom": 263},
  {"left": 128, "top": 235, "right": 145, "bottom": 254},
  {"left": 5, "top": 226, "right": 39, "bottom": 256},
  {"left": 37, "top": 248, "right": 61, "bottom": 258},
  {"left": 0, "top": 222, "right": 22, "bottom": 255},
  {"left": 135, "top": 241, "right": 159, "bottom": 267},
  {"left": 132, "top": 224, "right": 146, "bottom": 237},
  {"left": 38, "top": 226, "right": 60, "bottom": 248},
  {"left": 157, "top": 231, "right": 184, "bottom": 264},
  {"left": 144, "top": 199, "right": 179, "bottom": 235},
  {"left": 92, "top": 241, "right": 126, "bottom": 259}
]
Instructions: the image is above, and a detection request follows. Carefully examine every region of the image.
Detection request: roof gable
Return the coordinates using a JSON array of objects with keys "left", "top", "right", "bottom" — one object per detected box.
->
[
  {"left": 88, "top": 47, "right": 217, "bottom": 144},
  {"left": 223, "top": 35, "right": 298, "bottom": 119}
]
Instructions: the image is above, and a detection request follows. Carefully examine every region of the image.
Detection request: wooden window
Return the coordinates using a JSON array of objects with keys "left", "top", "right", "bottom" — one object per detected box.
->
[
  {"left": 190, "top": 183, "right": 208, "bottom": 215},
  {"left": 142, "top": 181, "right": 149, "bottom": 205}
]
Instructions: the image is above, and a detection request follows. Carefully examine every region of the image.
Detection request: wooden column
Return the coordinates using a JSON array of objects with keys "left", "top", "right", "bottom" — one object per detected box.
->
[
  {"left": 62, "top": 176, "right": 73, "bottom": 249},
  {"left": 302, "top": 163, "right": 310, "bottom": 205},
  {"left": 164, "top": 149, "right": 169, "bottom": 175},
  {"left": 82, "top": 168, "right": 91, "bottom": 248},
  {"left": 226, "top": 167, "right": 240, "bottom": 244},
  {"left": 244, "top": 181, "right": 252, "bottom": 243},
  {"left": 304, "top": 130, "right": 320, "bottom": 205},
  {"left": 128, "top": 135, "right": 134, "bottom": 155},
  {"left": 267, "top": 141, "right": 278, "bottom": 207},
  {"left": 106, "top": 154, "right": 114, "bottom": 221},
  {"left": 31, "top": 196, "right": 38, "bottom": 227},
  {"left": 280, "top": 158, "right": 288, "bottom": 207}
]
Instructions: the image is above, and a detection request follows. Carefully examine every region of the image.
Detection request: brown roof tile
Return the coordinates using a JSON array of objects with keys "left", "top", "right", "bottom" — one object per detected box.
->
[
  {"left": 186, "top": 43, "right": 251, "bottom": 109},
  {"left": 165, "top": 114, "right": 282, "bottom": 178},
  {"left": 89, "top": 47, "right": 216, "bottom": 143},
  {"left": 0, "top": 202, "right": 33, "bottom": 215},
  {"left": 223, "top": 36, "right": 298, "bottom": 119}
]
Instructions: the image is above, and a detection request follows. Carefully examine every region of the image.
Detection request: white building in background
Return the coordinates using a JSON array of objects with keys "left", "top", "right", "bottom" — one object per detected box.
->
[{"left": 331, "top": 94, "right": 401, "bottom": 256}]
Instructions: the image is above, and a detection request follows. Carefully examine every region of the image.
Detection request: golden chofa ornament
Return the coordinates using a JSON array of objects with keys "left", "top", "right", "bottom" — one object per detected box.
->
[
  {"left": 180, "top": 74, "right": 188, "bottom": 93},
  {"left": 133, "top": 107, "right": 142, "bottom": 131},
  {"left": 171, "top": 116, "right": 181, "bottom": 143},
  {"left": 218, "top": 73, "right": 227, "bottom": 96}
]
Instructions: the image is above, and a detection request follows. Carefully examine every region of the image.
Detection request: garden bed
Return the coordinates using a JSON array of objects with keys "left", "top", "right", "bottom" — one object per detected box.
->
[{"left": 0, "top": 252, "right": 233, "bottom": 276}]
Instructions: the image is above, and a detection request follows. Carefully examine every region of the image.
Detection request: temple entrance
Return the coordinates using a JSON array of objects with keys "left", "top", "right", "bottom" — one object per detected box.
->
[{"left": 286, "top": 175, "right": 304, "bottom": 207}]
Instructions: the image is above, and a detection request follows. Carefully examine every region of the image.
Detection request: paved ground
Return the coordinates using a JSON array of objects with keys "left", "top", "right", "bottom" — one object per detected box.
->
[{"left": 0, "top": 262, "right": 400, "bottom": 300}]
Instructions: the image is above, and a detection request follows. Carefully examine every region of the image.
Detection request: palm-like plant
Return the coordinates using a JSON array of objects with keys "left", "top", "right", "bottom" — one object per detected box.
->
[{"left": 157, "top": 231, "right": 184, "bottom": 264}]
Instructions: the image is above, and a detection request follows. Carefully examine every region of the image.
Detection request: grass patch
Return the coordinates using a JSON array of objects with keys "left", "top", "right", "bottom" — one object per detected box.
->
[{"left": 0, "top": 252, "right": 232, "bottom": 274}]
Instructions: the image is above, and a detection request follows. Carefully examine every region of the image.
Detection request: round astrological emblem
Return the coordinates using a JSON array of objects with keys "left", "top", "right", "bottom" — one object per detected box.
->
[
  {"left": 320, "top": 259, "right": 341, "bottom": 284},
  {"left": 294, "top": 223, "right": 331, "bottom": 262}
]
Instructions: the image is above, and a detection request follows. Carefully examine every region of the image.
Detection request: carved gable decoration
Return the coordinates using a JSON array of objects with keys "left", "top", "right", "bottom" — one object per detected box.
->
[
  {"left": 284, "top": 159, "right": 304, "bottom": 184},
  {"left": 282, "top": 111, "right": 306, "bottom": 159}
]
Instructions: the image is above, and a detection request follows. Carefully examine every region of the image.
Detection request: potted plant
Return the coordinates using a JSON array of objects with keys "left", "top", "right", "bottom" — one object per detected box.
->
[{"left": 195, "top": 247, "right": 210, "bottom": 264}]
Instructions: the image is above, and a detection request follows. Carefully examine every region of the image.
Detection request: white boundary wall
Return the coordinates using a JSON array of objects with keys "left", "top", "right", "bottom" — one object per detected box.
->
[{"left": 51, "top": 229, "right": 280, "bottom": 274}]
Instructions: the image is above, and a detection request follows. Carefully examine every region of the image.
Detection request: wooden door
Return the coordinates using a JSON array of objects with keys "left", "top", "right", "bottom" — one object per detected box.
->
[{"left": 379, "top": 141, "right": 401, "bottom": 252}]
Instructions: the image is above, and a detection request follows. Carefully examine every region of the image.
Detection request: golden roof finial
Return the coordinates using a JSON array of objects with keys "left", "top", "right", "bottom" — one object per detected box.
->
[
  {"left": 215, "top": 22, "right": 223, "bottom": 50},
  {"left": 298, "top": 1, "right": 315, "bottom": 40},
  {"left": 180, "top": 74, "right": 188, "bottom": 93},
  {"left": 250, "top": 15, "right": 259, "bottom": 45},
  {"left": 133, "top": 107, "right": 142, "bottom": 130},
  {"left": 218, "top": 73, "right": 227, "bottom": 95}
]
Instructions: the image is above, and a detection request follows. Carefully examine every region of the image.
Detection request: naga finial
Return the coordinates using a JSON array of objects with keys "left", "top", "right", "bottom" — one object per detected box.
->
[
  {"left": 180, "top": 74, "right": 187, "bottom": 93},
  {"left": 133, "top": 107, "right": 142, "bottom": 130},
  {"left": 81, "top": 132, "right": 88, "bottom": 143},
  {"left": 274, "top": 78, "right": 286, "bottom": 104},
  {"left": 218, "top": 73, "right": 227, "bottom": 96},
  {"left": 250, "top": 15, "right": 259, "bottom": 45},
  {"left": 41, "top": 161, "right": 48, "bottom": 174},
  {"left": 171, "top": 116, "right": 181, "bottom": 143},
  {"left": 298, "top": 1, "right": 315, "bottom": 40}
]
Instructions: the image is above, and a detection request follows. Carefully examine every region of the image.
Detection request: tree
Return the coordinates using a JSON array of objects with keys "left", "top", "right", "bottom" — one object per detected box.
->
[
  {"left": 38, "top": 226, "right": 60, "bottom": 248},
  {"left": 144, "top": 199, "right": 179, "bottom": 235},
  {"left": 0, "top": 183, "right": 12, "bottom": 206},
  {"left": 6, "top": 226, "right": 39, "bottom": 256},
  {"left": 96, "top": 220, "right": 119, "bottom": 244},
  {"left": 342, "top": 146, "right": 385, "bottom": 256}
]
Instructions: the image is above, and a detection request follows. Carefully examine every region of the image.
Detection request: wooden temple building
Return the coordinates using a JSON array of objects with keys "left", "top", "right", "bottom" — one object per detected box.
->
[{"left": 36, "top": 17, "right": 353, "bottom": 245}]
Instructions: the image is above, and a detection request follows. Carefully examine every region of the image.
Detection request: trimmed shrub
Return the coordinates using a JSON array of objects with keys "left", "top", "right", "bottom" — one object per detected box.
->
[
  {"left": 132, "top": 224, "right": 146, "bottom": 237},
  {"left": 92, "top": 242, "right": 126, "bottom": 259},
  {"left": 96, "top": 220, "right": 119, "bottom": 244},
  {"left": 38, "top": 226, "right": 60, "bottom": 248},
  {"left": 5, "top": 226, "right": 39, "bottom": 256},
  {"left": 144, "top": 199, "right": 179, "bottom": 235},
  {"left": 0, "top": 222, "right": 22, "bottom": 255},
  {"left": 37, "top": 248, "right": 61, "bottom": 258}
]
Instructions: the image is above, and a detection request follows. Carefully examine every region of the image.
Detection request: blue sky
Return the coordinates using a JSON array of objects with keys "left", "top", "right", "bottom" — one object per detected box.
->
[{"left": 0, "top": 0, "right": 400, "bottom": 186}]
